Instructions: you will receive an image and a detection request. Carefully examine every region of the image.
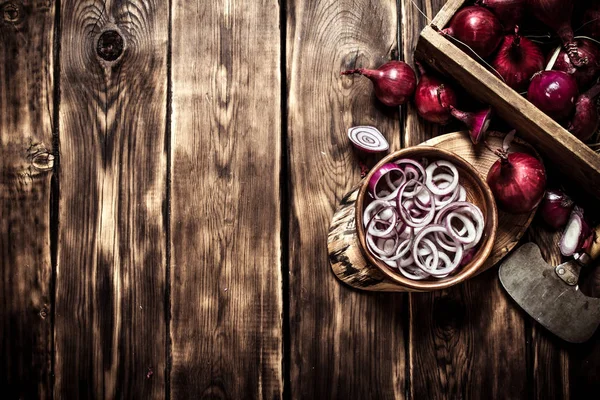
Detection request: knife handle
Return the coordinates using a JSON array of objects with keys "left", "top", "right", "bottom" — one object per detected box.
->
[{"left": 587, "top": 225, "right": 600, "bottom": 263}]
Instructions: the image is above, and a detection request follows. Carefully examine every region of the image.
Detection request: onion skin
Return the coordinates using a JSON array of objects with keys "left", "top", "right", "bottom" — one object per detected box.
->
[
  {"left": 539, "top": 189, "right": 574, "bottom": 230},
  {"left": 568, "top": 83, "right": 600, "bottom": 142},
  {"left": 414, "top": 63, "right": 458, "bottom": 124},
  {"left": 526, "top": 0, "right": 586, "bottom": 67},
  {"left": 492, "top": 30, "right": 544, "bottom": 92},
  {"left": 527, "top": 70, "right": 578, "bottom": 121},
  {"left": 487, "top": 152, "right": 546, "bottom": 214},
  {"left": 341, "top": 61, "right": 416, "bottom": 107},
  {"left": 477, "top": 0, "right": 525, "bottom": 31},
  {"left": 550, "top": 39, "right": 600, "bottom": 90},
  {"left": 442, "top": 6, "right": 503, "bottom": 58}
]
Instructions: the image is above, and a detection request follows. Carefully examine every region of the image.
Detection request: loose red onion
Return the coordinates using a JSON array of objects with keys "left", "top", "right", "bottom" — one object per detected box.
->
[
  {"left": 476, "top": 0, "right": 526, "bottom": 31},
  {"left": 447, "top": 106, "right": 493, "bottom": 144},
  {"left": 581, "top": 3, "right": 600, "bottom": 40},
  {"left": 341, "top": 61, "right": 417, "bottom": 107},
  {"left": 526, "top": 0, "right": 586, "bottom": 67},
  {"left": 487, "top": 151, "right": 546, "bottom": 214},
  {"left": 347, "top": 126, "right": 390, "bottom": 153},
  {"left": 491, "top": 27, "right": 545, "bottom": 92},
  {"left": 539, "top": 189, "right": 575, "bottom": 230},
  {"left": 568, "top": 83, "right": 600, "bottom": 142},
  {"left": 442, "top": 6, "right": 504, "bottom": 58},
  {"left": 527, "top": 70, "right": 579, "bottom": 121},
  {"left": 550, "top": 39, "right": 600, "bottom": 90},
  {"left": 559, "top": 207, "right": 593, "bottom": 257},
  {"left": 414, "top": 63, "right": 458, "bottom": 124}
]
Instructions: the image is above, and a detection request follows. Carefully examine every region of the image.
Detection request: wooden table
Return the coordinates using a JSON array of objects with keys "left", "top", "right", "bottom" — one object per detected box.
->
[{"left": 1, "top": 0, "right": 599, "bottom": 398}]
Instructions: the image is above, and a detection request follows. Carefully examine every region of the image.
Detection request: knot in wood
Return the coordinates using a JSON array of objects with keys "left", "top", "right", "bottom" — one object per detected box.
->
[
  {"left": 97, "top": 30, "right": 124, "bottom": 62},
  {"left": 2, "top": 2, "right": 22, "bottom": 23}
]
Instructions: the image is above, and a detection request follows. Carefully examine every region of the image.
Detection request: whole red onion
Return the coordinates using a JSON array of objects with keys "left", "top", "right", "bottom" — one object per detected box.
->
[
  {"left": 341, "top": 61, "right": 416, "bottom": 107},
  {"left": 487, "top": 152, "right": 546, "bottom": 214},
  {"left": 492, "top": 28, "right": 544, "bottom": 92},
  {"left": 568, "top": 83, "right": 600, "bottom": 142},
  {"left": 477, "top": 0, "right": 526, "bottom": 31},
  {"left": 442, "top": 6, "right": 504, "bottom": 58},
  {"left": 581, "top": 3, "right": 600, "bottom": 40},
  {"left": 527, "top": 70, "right": 579, "bottom": 121},
  {"left": 414, "top": 63, "right": 458, "bottom": 124},
  {"left": 526, "top": 0, "right": 586, "bottom": 67},
  {"left": 539, "top": 189, "right": 575, "bottom": 229},
  {"left": 550, "top": 39, "right": 600, "bottom": 90}
]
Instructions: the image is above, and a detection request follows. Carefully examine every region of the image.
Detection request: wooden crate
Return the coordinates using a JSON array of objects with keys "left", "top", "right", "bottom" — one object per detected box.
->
[{"left": 415, "top": 0, "right": 600, "bottom": 198}]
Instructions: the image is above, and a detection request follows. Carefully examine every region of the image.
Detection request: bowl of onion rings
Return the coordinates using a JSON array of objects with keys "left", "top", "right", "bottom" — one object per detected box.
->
[{"left": 356, "top": 146, "right": 498, "bottom": 291}]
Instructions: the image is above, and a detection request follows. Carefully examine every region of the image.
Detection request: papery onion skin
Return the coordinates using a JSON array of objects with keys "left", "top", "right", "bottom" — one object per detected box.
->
[
  {"left": 414, "top": 63, "right": 458, "bottom": 124},
  {"left": 492, "top": 29, "right": 545, "bottom": 92},
  {"left": 550, "top": 39, "right": 600, "bottom": 90},
  {"left": 527, "top": 71, "right": 578, "bottom": 121},
  {"left": 568, "top": 83, "right": 600, "bottom": 142},
  {"left": 539, "top": 189, "right": 575, "bottom": 230},
  {"left": 487, "top": 152, "right": 546, "bottom": 214},
  {"left": 442, "top": 6, "right": 504, "bottom": 58},
  {"left": 477, "top": 0, "right": 525, "bottom": 31},
  {"left": 342, "top": 61, "right": 417, "bottom": 107},
  {"left": 526, "top": 0, "right": 586, "bottom": 67}
]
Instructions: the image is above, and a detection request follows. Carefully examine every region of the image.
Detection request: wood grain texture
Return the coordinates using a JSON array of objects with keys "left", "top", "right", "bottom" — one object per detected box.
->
[
  {"left": 401, "top": 0, "right": 449, "bottom": 147},
  {"left": 0, "top": 1, "right": 55, "bottom": 398},
  {"left": 169, "top": 1, "right": 283, "bottom": 398},
  {"left": 54, "top": 1, "right": 168, "bottom": 397},
  {"left": 409, "top": 270, "right": 528, "bottom": 399},
  {"left": 287, "top": 0, "right": 407, "bottom": 398},
  {"left": 406, "top": 1, "right": 528, "bottom": 397}
]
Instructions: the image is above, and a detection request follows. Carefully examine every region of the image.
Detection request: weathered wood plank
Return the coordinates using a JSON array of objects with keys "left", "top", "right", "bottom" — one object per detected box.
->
[
  {"left": 169, "top": 1, "right": 283, "bottom": 398},
  {"left": 0, "top": 1, "right": 55, "bottom": 398},
  {"left": 54, "top": 1, "right": 168, "bottom": 397},
  {"left": 287, "top": 0, "right": 406, "bottom": 398},
  {"left": 401, "top": 0, "right": 448, "bottom": 147},
  {"left": 403, "top": 1, "right": 528, "bottom": 398}
]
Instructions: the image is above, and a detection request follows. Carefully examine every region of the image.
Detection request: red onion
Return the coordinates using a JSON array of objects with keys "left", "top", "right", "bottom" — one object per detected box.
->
[
  {"left": 568, "top": 82, "right": 600, "bottom": 142},
  {"left": 341, "top": 61, "right": 416, "bottom": 107},
  {"left": 347, "top": 126, "right": 390, "bottom": 153},
  {"left": 581, "top": 3, "right": 600, "bottom": 40},
  {"left": 526, "top": 0, "right": 586, "bottom": 67},
  {"left": 550, "top": 39, "right": 600, "bottom": 89},
  {"left": 559, "top": 207, "right": 593, "bottom": 257},
  {"left": 491, "top": 27, "right": 545, "bottom": 92},
  {"left": 527, "top": 70, "right": 579, "bottom": 121},
  {"left": 487, "top": 151, "right": 546, "bottom": 214},
  {"left": 476, "top": 0, "right": 525, "bottom": 31},
  {"left": 539, "top": 189, "right": 575, "bottom": 230},
  {"left": 442, "top": 6, "right": 504, "bottom": 58},
  {"left": 414, "top": 63, "right": 458, "bottom": 124},
  {"left": 447, "top": 106, "right": 493, "bottom": 144}
]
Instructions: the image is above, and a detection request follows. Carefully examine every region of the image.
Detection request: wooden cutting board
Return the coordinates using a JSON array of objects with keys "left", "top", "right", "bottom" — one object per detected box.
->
[{"left": 327, "top": 131, "right": 537, "bottom": 292}]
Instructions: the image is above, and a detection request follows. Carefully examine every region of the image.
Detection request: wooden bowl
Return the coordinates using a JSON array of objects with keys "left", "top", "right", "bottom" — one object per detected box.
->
[{"left": 356, "top": 146, "right": 498, "bottom": 291}]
